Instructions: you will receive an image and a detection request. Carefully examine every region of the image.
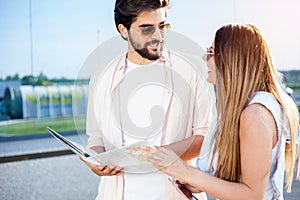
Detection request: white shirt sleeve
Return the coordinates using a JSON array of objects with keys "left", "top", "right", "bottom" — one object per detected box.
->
[{"left": 86, "top": 72, "right": 105, "bottom": 148}]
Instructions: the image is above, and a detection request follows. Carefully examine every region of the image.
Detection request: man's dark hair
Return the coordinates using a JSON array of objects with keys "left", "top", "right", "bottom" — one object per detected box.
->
[{"left": 114, "top": 0, "right": 169, "bottom": 32}]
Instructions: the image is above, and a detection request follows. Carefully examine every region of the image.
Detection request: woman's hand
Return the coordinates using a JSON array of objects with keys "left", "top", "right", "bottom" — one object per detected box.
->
[
  {"left": 177, "top": 180, "right": 203, "bottom": 193},
  {"left": 147, "top": 148, "right": 190, "bottom": 180},
  {"left": 80, "top": 156, "right": 124, "bottom": 176}
]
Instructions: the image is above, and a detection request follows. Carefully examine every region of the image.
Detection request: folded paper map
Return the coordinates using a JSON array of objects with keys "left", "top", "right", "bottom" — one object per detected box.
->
[{"left": 47, "top": 127, "right": 157, "bottom": 173}]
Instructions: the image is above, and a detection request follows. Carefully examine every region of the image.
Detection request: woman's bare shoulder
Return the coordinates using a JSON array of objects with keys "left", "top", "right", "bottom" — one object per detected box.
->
[{"left": 240, "top": 103, "right": 276, "bottom": 139}]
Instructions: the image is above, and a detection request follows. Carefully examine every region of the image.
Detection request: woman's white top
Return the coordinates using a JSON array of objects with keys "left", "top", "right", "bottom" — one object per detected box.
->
[{"left": 196, "top": 92, "right": 290, "bottom": 200}]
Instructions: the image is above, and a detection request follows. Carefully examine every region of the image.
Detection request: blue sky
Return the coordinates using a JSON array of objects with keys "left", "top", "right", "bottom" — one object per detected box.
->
[{"left": 0, "top": 0, "right": 300, "bottom": 79}]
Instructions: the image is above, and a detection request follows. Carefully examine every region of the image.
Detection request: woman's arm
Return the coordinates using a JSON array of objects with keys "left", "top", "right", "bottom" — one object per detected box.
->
[
  {"left": 149, "top": 103, "right": 277, "bottom": 200},
  {"left": 160, "top": 135, "right": 204, "bottom": 161}
]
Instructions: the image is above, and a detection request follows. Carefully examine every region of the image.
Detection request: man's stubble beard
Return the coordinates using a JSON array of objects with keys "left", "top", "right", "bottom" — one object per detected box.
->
[{"left": 128, "top": 36, "right": 164, "bottom": 61}]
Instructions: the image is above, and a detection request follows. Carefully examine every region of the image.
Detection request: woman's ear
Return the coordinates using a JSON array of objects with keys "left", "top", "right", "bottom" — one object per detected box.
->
[{"left": 118, "top": 24, "right": 128, "bottom": 40}]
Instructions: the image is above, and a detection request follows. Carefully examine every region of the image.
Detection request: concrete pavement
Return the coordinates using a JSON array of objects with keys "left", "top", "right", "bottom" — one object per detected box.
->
[{"left": 0, "top": 155, "right": 100, "bottom": 200}]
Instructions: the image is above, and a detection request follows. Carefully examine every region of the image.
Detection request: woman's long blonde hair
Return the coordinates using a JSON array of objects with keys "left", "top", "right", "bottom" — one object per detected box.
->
[{"left": 212, "top": 24, "right": 299, "bottom": 191}]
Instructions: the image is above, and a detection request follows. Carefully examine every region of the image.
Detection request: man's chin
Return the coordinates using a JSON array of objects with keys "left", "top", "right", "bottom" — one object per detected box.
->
[
  {"left": 149, "top": 49, "right": 162, "bottom": 57},
  {"left": 147, "top": 52, "right": 161, "bottom": 60},
  {"left": 136, "top": 48, "right": 162, "bottom": 60}
]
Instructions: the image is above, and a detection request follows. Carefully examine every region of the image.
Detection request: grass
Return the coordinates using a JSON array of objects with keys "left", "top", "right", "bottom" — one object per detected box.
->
[{"left": 0, "top": 116, "right": 86, "bottom": 136}]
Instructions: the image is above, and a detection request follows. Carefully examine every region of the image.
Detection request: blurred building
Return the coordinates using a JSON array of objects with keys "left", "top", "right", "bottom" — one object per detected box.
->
[
  {"left": 0, "top": 81, "right": 21, "bottom": 120},
  {"left": 0, "top": 84, "right": 88, "bottom": 121}
]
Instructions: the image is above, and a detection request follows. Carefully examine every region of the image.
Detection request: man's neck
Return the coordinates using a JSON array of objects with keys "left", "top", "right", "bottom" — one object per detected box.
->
[{"left": 126, "top": 51, "right": 157, "bottom": 65}]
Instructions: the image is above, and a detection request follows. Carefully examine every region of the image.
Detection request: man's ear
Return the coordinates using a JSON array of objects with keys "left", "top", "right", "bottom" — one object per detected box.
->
[{"left": 118, "top": 24, "right": 128, "bottom": 41}]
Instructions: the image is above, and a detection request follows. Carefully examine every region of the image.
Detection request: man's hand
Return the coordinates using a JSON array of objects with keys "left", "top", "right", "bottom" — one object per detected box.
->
[{"left": 80, "top": 156, "right": 124, "bottom": 176}]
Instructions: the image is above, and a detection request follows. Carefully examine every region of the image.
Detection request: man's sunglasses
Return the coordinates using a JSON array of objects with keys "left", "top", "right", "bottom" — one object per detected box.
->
[{"left": 130, "top": 23, "right": 171, "bottom": 38}]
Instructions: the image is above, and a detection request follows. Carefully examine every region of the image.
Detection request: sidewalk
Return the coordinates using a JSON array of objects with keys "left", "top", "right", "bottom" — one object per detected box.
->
[{"left": 0, "top": 131, "right": 87, "bottom": 162}]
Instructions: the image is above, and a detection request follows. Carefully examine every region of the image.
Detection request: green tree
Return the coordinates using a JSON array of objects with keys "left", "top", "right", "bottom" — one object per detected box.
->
[
  {"left": 5, "top": 75, "right": 12, "bottom": 80},
  {"left": 12, "top": 73, "right": 20, "bottom": 80},
  {"left": 21, "top": 75, "right": 35, "bottom": 85},
  {"left": 36, "top": 72, "right": 48, "bottom": 85}
]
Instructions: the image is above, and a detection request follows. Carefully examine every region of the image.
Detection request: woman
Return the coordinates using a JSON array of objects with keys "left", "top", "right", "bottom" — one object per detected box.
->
[{"left": 148, "top": 24, "right": 300, "bottom": 199}]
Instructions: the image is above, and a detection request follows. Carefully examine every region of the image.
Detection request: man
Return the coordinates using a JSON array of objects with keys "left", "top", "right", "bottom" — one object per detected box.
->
[{"left": 81, "top": 0, "right": 216, "bottom": 199}]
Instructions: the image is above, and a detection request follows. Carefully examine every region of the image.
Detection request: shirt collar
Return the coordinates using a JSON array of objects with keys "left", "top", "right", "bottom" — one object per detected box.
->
[{"left": 111, "top": 51, "right": 171, "bottom": 93}]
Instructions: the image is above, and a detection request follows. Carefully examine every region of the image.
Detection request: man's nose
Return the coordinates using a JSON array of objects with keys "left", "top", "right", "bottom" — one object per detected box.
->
[{"left": 152, "top": 27, "right": 163, "bottom": 40}]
